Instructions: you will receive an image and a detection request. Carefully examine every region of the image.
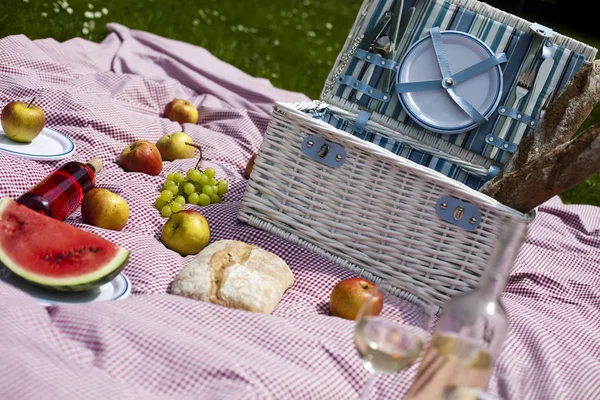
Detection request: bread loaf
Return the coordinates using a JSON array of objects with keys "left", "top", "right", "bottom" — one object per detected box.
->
[{"left": 171, "top": 240, "right": 294, "bottom": 314}]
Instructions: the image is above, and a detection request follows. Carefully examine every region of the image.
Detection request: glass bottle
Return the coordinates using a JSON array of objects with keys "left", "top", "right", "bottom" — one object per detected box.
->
[
  {"left": 405, "top": 219, "right": 529, "bottom": 400},
  {"left": 16, "top": 158, "right": 103, "bottom": 221}
]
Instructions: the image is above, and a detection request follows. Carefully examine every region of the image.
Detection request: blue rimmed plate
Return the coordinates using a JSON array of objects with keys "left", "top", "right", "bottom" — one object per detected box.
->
[
  {"left": 0, "top": 269, "right": 131, "bottom": 306},
  {"left": 0, "top": 126, "right": 76, "bottom": 160},
  {"left": 397, "top": 30, "right": 503, "bottom": 134}
]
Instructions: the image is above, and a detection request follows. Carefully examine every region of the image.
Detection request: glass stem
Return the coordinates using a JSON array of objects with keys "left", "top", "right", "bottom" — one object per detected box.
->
[{"left": 359, "top": 373, "right": 377, "bottom": 400}]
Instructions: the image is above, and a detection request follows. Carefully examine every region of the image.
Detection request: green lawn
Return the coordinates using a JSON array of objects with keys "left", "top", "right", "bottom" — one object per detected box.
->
[{"left": 1, "top": 0, "right": 598, "bottom": 206}]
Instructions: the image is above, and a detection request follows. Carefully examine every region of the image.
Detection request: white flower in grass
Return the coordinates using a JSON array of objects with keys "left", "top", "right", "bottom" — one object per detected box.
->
[
  {"left": 84, "top": 11, "right": 94, "bottom": 18},
  {"left": 307, "top": 31, "right": 316, "bottom": 38},
  {"left": 273, "top": 39, "right": 280, "bottom": 46},
  {"left": 87, "top": 3, "right": 93, "bottom": 8},
  {"left": 83, "top": 21, "right": 89, "bottom": 27},
  {"left": 94, "top": 11, "right": 101, "bottom": 18},
  {"left": 325, "top": 22, "right": 333, "bottom": 30},
  {"left": 193, "top": 19, "right": 199, "bottom": 26},
  {"left": 271, "top": 73, "right": 279, "bottom": 79},
  {"left": 102, "top": 8, "right": 108, "bottom": 15},
  {"left": 41, "top": 11, "right": 48, "bottom": 16},
  {"left": 54, "top": 7, "right": 59, "bottom": 12},
  {"left": 82, "top": 28, "right": 89, "bottom": 34},
  {"left": 248, "top": 28, "right": 258, "bottom": 34},
  {"left": 212, "top": 10, "right": 219, "bottom": 16},
  {"left": 220, "top": 15, "right": 226, "bottom": 21},
  {"left": 67, "top": 7, "right": 73, "bottom": 14},
  {"left": 23, "top": 0, "right": 29, "bottom": 3}
]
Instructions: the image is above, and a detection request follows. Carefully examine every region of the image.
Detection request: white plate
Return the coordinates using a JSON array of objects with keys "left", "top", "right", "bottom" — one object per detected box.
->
[
  {"left": 0, "top": 126, "right": 76, "bottom": 160},
  {"left": 0, "top": 270, "right": 131, "bottom": 306},
  {"left": 397, "top": 30, "right": 503, "bottom": 134}
]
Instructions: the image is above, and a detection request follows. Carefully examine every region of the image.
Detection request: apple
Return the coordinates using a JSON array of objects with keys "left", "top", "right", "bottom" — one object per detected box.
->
[
  {"left": 244, "top": 153, "right": 257, "bottom": 179},
  {"left": 155, "top": 132, "right": 196, "bottom": 161},
  {"left": 164, "top": 99, "right": 199, "bottom": 125},
  {"left": 81, "top": 188, "right": 130, "bottom": 231},
  {"left": 161, "top": 209, "right": 210, "bottom": 256},
  {"left": 329, "top": 277, "right": 383, "bottom": 320},
  {"left": 119, "top": 140, "right": 163, "bottom": 176},
  {"left": 1, "top": 98, "right": 46, "bottom": 143}
]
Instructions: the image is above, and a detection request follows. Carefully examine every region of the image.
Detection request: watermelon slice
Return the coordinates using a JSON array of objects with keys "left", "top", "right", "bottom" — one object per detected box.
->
[{"left": 0, "top": 197, "right": 129, "bottom": 291}]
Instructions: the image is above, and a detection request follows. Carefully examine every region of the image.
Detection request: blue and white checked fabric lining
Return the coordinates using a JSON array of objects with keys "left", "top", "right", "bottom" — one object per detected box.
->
[
  {"left": 334, "top": 0, "right": 589, "bottom": 165},
  {"left": 308, "top": 108, "right": 487, "bottom": 190}
]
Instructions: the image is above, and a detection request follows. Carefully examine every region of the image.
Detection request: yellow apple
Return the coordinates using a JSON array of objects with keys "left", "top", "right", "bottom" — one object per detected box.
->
[
  {"left": 161, "top": 210, "right": 210, "bottom": 256},
  {"left": 164, "top": 99, "right": 199, "bottom": 125},
  {"left": 1, "top": 99, "right": 46, "bottom": 143},
  {"left": 81, "top": 188, "right": 130, "bottom": 231},
  {"left": 155, "top": 132, "right": 196, "bottom": 161}
]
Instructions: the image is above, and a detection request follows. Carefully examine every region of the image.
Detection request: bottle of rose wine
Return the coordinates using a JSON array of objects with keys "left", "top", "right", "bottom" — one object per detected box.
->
[
  {"left": 16, "top": 158, "right": 103, "bottom": 221},
  {"left": 405, "top": 220, "right": 529, "bottom": 400}
]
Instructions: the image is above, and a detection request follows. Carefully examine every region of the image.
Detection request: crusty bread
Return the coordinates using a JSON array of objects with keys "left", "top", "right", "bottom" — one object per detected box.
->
[{"left": 171, "top": 240, "right": 294, "bottom": 314}]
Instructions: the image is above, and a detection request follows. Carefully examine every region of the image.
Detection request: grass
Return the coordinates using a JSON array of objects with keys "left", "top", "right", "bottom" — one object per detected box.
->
[{"left": 1, "top": 0, "right": 598, "bottom": 206}]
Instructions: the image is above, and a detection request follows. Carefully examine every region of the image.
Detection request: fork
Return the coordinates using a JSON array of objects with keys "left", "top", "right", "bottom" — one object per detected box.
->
[{"left": 489, "top": 62, "right": 535, "bottom": 159}]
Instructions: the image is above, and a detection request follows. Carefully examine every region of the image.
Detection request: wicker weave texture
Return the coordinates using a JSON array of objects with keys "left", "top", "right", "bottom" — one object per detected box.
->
[{"left": 239, "top": 101, "right": 532, "bottom": 308}]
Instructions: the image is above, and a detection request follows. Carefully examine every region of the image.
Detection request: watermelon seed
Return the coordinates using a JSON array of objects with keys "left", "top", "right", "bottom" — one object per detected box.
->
[{"left": 89, "top": 246, "right": 94, "bottom": 252}]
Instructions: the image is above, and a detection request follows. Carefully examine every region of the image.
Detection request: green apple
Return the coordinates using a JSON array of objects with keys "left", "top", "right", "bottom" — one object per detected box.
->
[
  {"left": 161, "top": 209, "right": 210, "bottom": 256},
  {"left": 163, "top": 99, "right": 199, "bottom": 125},
  {"left": 81, "top": 188, "right": 130, "bottom": 231},
  {"left": 1, "top": 99, "right": 46, "bottom": 143},
  {"left": 155, "top": 132, "right": 196, "bottom": 161}
]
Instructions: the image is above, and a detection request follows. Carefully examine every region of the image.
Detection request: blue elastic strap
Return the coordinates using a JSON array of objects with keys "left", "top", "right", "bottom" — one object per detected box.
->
[
  {"left": 486, "top": 165, "right": 501, "bottom": 181},
  {"left": 429, "top": 27, "right": 487, "bottom": 126},
  {"left": 394, "top": 53, "right": 507, "bottom": 94},
  {"left": 451, "top": 53, "right": 507, "bottom": 85},
  {"left": 485, "top": 134, "right": 518, "bottom": 153},
  {"left": 353, "top": 48, "right": 399, "bottom": 71},
  {"left": 497, "top": 105, "right": 536, "bottom": 128},
  {"left": 336, "top": 75, "right": 392, "bottom": 103},
  {"left": 353, "top": 110, "right": 372, "bottom": 134}
]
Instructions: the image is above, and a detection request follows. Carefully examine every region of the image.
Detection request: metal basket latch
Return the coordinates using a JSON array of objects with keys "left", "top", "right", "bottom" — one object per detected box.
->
[
  {"left": 435, "top": 196, "right": 482, "bottom": 231},
  {"left": 302, "top": 136, "right": 346, "bottom": 168}
]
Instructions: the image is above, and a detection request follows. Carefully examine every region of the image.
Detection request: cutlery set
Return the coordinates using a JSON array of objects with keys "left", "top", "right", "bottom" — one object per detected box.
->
[
  {"left": 352, "top": 0, "right": 417, "bottom": 100},
  {"left": 491, "top": 41, "right": 555, "bottom": 159}
]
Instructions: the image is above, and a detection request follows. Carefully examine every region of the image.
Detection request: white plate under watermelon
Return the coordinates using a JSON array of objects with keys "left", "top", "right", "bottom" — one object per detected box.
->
[{"left": 0, "top": 269, "right": 131, "bottom": 306}]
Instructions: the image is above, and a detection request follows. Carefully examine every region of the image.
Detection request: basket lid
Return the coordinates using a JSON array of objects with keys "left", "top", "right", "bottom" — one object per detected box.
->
[{"left": 321, "top": 0, "right": 597, "bottom": 170}]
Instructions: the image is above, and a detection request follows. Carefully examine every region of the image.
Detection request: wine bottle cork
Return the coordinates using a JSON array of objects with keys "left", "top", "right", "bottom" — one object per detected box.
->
[{"left": 86, "top": 157, "right": 103, "bottom": 174}]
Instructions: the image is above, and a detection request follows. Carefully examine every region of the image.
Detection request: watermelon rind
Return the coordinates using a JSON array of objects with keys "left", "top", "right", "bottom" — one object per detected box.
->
[{"left": 0, "top": 197, "right": 130, "bottom": 292}]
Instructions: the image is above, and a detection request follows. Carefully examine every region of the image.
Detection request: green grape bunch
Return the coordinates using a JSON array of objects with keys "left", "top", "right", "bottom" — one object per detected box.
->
[{"left": 154, "top": 167, "right": 229, "bottom": 217}]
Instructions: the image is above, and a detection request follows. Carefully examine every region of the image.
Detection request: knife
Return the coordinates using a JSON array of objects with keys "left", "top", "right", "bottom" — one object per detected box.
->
[
  {"left": 510, "top": 56, "right": 554, "bottom": 147},
  {"left": 381, "top": 0, "right": 404, "bottom": 90}
]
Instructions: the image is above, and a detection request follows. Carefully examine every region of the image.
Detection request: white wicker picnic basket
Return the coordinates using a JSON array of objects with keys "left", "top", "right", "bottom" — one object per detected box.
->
[{"left": 238, "top": 0, "right": 597, "bottom": 308}]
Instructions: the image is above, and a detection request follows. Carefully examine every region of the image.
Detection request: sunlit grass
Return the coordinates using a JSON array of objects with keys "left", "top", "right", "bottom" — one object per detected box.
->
[{"left": 0, "top": 0, "right": 598, "bottom": 206}]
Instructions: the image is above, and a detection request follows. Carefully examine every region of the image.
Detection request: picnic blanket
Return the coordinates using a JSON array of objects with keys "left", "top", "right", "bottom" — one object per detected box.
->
[{"left": 0, "top": 23, "right": 599, "bottom": 400}]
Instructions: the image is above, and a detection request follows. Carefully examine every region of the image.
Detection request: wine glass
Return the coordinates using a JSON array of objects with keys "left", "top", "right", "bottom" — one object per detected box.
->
[{"left": 354, "top": 278, "right": 436, "bottom": 400}]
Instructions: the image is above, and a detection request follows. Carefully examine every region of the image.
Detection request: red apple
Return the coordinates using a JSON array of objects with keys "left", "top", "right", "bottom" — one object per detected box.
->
[
  {"left": 329, "top": 277, "right": 383, "bottom": 320},
  {"left": 164, "top": 99, "right": 199, "bottom": 125},
  {"left": 244, "top": 153, "right": 257, "bottom": 179},
  {"left": 119, "top": 140, "right": 163, "bottom": 176}
]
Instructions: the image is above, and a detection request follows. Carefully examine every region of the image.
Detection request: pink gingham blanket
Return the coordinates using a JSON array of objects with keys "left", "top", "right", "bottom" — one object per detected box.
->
[{"left": 1, "top": 23, "right": 599, "bottom": 400}]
